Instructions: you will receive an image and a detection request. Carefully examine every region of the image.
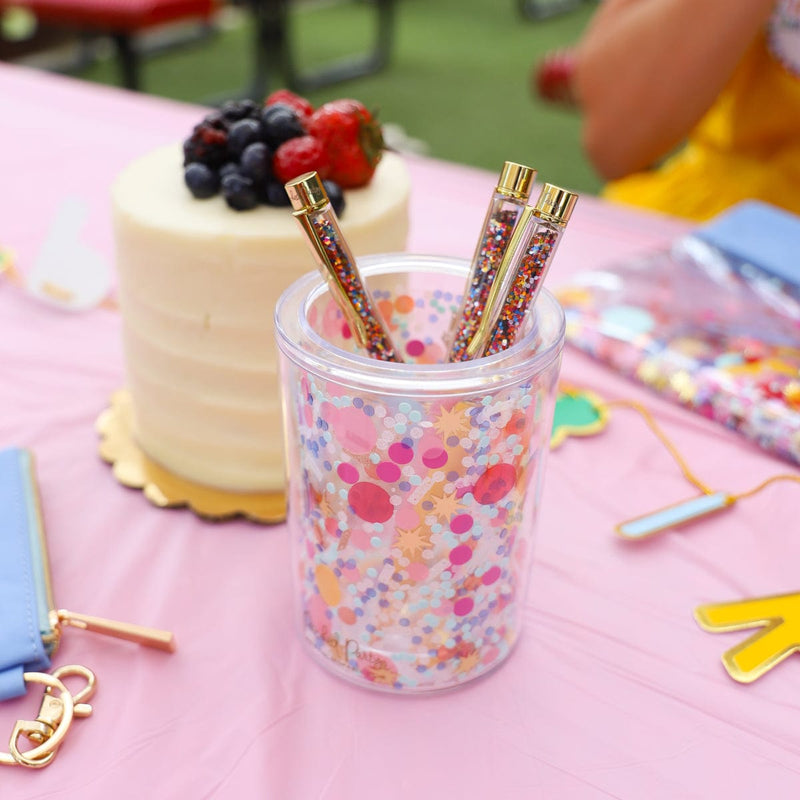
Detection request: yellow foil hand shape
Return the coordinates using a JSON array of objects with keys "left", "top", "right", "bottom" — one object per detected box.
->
[{"left": 695, "top": 592, "right": 800, "bottom": 683}]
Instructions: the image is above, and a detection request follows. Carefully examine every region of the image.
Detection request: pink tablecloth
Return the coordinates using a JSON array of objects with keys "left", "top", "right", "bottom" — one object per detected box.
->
[{"left": 2, "top": 63, "right": 800, "bottom": 798}]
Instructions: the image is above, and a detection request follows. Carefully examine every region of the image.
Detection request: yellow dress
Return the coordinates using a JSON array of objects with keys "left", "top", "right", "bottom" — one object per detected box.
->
[{"left": 603, "top": 4, "right": 800, "bottom": 221}]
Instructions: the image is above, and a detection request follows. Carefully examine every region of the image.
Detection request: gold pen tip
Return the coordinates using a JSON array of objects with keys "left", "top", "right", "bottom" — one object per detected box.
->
[{"left": 285, "top": 171, "right": 328, "bottom": 212}]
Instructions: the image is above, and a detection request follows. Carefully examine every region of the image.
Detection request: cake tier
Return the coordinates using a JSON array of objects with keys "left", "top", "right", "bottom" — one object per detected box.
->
[{"left": 113, "top": 144, "right": 410, "bottom": 492}]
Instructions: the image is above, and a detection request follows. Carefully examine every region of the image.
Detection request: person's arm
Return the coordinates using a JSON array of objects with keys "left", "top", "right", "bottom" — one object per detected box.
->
[{"left": 572, "top": 0, "right": 775, "bottom": 180}]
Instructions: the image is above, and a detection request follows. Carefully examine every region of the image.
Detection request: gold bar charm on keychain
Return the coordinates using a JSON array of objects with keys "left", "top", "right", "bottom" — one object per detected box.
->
[{"left": 55, "top": 610, "right": 176, "bottom": 652}]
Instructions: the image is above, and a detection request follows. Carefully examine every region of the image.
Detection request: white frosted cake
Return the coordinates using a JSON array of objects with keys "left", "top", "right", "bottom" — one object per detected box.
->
[{"left": 112, "top": 144, "right": 410, "bottom": 493}]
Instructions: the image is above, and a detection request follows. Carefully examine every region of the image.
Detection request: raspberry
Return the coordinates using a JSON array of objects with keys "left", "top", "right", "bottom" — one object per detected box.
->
[{"left": 273, "top": 136, "right": 330, "bottom": 184}]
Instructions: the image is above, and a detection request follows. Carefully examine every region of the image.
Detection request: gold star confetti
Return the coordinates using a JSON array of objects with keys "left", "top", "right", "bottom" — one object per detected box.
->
[
  {"left": 394, "top": 525, "right": 432, "bottom": 560},
  {"left": 433, "top": 403, "right": 469, "bottom": 439},
  {"left": 457, "top": 651, "right": 481, "bottom": 674},
  {"left": 429, "top": 490, "right": 461, "bottom": 521},
  {"left": 318, "top": 493, "right": 334, "bottom": 519},
  {"left": 370, "top": 666, "right": 397, "bottom": 685}
]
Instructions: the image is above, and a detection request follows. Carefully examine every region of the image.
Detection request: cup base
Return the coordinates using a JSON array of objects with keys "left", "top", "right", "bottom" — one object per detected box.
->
[{"left": 300, "top": 624, "right": 523, "bottom": 695}]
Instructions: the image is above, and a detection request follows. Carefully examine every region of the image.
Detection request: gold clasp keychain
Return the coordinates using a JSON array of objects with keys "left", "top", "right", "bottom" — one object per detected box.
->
[{"left": 0, "top": 665, "right": 96, "bottom": 769}]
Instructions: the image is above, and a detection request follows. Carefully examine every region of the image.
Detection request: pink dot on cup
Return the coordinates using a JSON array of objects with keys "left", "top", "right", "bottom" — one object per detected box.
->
[
  {"left": 320, "top": 402, "right": 338, "bottom": 426},
  {"left": 449, "top": 544, "right": 472, "bottom": 565},
  {"left": 337, "top": 462, "right": 360, "bottom": 483},
  {"left": 388, "top": 441, "right": 414, "bottom": 464},
  {"left": 348, "top": 482, "right": 394, "bottom": 523},
  {"left": 422, "top": 446, "right": 448, "bottom": 469},
  {"left": 453, "top": 597, "right": 474, "bottom": 617},
  {"left": 395, "top": 502, "right": 420, "bottom": 529},
  {"left": 342, "top": 322, "right": 352, "bottom": 339},
  {"left": 376, "top": 461, "right": 401, "bottom": 483},
  {"left": 481, "top": 566, "right": 501, "bottom": 585},
  {"left": 406, "top": 339, "right": 425, "bottom": 357},
  {"left": 338, "top": 607, "right": 357, "bottom": 625},
  {"left": 337, "top": 406, "right": 378, "bottom": 454},
  {"left": 473, "top": 463, "right": 517, "bottom": 505},
  {"left": 450, "top": 514, "right": 473, "bottom": 534}
]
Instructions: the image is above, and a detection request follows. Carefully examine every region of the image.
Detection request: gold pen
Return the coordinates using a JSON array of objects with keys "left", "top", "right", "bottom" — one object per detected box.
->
[{"left": 285, "top": 172, "right": 402, "bottom": 363}]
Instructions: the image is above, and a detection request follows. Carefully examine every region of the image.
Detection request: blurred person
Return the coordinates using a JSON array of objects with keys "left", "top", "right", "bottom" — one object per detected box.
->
[{"left": 537, "top": 0, "right": 800, "bottom": 221}]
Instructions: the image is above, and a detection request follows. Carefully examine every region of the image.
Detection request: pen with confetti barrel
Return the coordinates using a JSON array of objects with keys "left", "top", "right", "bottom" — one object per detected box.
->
[
  {"left": 285, "top": 171, "right": 402, "bottom": 363},
  {"left": 446, "top": 161, "right": 537, "bottom": 362},
  {"left": 465, "top": 182, "right": 578, "bottom": 360}
]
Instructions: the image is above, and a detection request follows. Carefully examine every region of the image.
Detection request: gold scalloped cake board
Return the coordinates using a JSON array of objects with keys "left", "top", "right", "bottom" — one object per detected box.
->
[{"left": 96, "top": 390, "right": 286, "bottom": 524}]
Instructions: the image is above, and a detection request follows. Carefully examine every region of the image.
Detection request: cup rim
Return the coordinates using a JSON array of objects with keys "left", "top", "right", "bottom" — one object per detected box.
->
[{"left": 274, "top": 253, "right": 565, "bottom": 395}]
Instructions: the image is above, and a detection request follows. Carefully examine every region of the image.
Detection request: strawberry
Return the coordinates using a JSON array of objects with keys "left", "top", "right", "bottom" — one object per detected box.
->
[
  {"left": 272, "top": 135, "right": 330, "bottom": 184},
  {"left": 264, "top": 88, "right": 314, "bottom": 125},
  {"left": 307, "top": 99, "right": 384, "bottom": 189}
]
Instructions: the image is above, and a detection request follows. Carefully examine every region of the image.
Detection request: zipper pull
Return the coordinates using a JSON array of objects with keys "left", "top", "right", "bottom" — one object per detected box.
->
[{"left": 56, "top": 610, "right": 176, "bottom": 653}]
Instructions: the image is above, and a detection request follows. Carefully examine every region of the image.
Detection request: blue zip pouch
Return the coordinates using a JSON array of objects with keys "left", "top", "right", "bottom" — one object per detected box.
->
[
  {"left": 0, "top": 446, "right": 175, "bottom": 702},
  {"left": 0, "top": 448, "right": 57, "bottom": 700}
]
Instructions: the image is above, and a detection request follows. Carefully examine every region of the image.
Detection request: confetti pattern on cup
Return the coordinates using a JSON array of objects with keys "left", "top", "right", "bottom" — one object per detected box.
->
[
  {"left": 309, "top": 277, "right": 463, "bottom": 366},
  {"left": 290, "top": 371, "right": 551, "bottom": 692}
]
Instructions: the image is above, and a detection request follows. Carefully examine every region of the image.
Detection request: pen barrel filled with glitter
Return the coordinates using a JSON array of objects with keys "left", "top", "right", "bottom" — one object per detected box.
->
[
  {"left": 286, "top": 172, "right": 401, "bottom": 363},
  {"left": 447, "top": 162, "right": 536, "bottom": 362},
  {"left": 275, "top": 253, "right": 566, "bottom": 694},
  {"left": 467, "top": 183, "right": 578, "bottom": 360}
]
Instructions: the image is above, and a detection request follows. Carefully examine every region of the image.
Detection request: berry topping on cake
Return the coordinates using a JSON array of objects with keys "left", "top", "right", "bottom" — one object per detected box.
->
[
  {"left": 221, "top": 172, "right": 259, "bottom": 211},
  {"left": 227, "top": 118, "right": 264, "bottom": 158},
  {"left": 265, "top": 89, "right": 314, "bottom": 124},
  {"left": 240, "top": 142, "right": 272, "bottom": 182},
  {"left": 273, "top": 135, "right": 330, "bottom": 184},
  {"left": 260, "top": 104, "right": 306, "bottom": 150},
  {"left": 322, "top": 179, "right": 345, "bottom": 217},
  {"left": 184, "top": 162, "right": 220, "bottom": 199},
  {"left": 182, "top": 90, "right": 384, "bottom": 212},
  {"left": 308, "top": 99, "right": 384, "bottom": 188},
  {"left": 183, "top": 118, "right": 229, "bottom": 168}
]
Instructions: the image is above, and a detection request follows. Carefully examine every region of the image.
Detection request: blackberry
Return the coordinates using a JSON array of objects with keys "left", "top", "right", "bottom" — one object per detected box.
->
[
  {"left": 183, "top": 118, "right": 229, "bottom": 168},
  {"left": 221, "top": 172, "right": 259, "bottom": 211},
  {"left": 323, "top": 179, "right": 346, "bottom": 217},
  {"left": 260, "top": 104, "right": 305, "bottom": 150},
  {"left": 184, "top": 162, "right": 220, "bottom": 199}
]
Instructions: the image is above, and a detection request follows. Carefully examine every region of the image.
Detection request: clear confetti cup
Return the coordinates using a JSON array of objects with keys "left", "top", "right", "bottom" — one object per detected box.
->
[{"left": 275, "top": 254, "right": 565, "bottom": 693}]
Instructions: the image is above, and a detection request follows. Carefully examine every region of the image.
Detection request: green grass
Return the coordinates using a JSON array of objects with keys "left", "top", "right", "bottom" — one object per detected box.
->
[{"left": 74, "top": 0, "right": 602, "bottom": 194}]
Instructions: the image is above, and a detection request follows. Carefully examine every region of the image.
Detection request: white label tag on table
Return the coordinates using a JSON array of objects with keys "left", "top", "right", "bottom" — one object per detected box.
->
[{"left": 616, "top": 491, "right": 735, "bottom": 540}]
